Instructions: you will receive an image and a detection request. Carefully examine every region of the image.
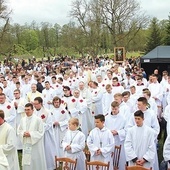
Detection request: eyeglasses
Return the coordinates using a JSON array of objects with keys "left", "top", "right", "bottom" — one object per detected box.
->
[{"left": 14, "top": 93, "right": 19, "bottom": 94}]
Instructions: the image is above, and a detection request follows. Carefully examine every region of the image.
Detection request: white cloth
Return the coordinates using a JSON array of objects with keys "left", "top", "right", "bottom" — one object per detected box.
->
[
  {"left": 91, "top": 87, "right": 103, "bottom": 115},
  {"left": 126, "top": 108, "right": 160, "bottom": 137},
  {"left": 163, "top": 135, "right": 170, "bottom": 163},
  {"left": 102, "top": 92, "right": 114, "bottom": 115},
  {"left": 51, "top": 106, "right": 70, "bottom": 157},
  {"left": 42, "top": 88, "right": 55, "bottom": 109},
  {"left": 105, "top": 113, "right": 126, "bottom": 170},
  {"left": 163, "top": 104, "right": 170, "bottom": 135},
  {"left": 11, "top": 97, "right": 26, "bottom": 149},
  {"left": 0, "top": 148, "right": 9, "bottom": 170},
  {"left": 0, "top": 122, "right": 19, "bottom": 170},
  {"left": 0, "top": 102, "right": 16, "bottom": 128},
  {"left": 87, "top": 127, "right": 115, "bottom": 170},
  {"left": 74, "top": 97, "right": 89, "bottom": 137},
  {"left": 34, "top": 107, "right": 57, "bottom": 170},
  {"left": 62, "top": 130, "right": 86, "bottom": 170},
  {"left": 126, "top": 109, "right": 160, "bottom": 170},
  {"left": 124, "top": 124, "right": 156, "bottom": 168},
  {"left": 18, "top": 114, "right": 47, "bottom": 170},
  {"left": 112, "top": 85, "right": 124, "bottom": 95},
  {"left": 26, "top": 91, "right": 42, "bottom": 103},
  {"left": 119, "top": 102, "right": 131, "bottom": 123}
]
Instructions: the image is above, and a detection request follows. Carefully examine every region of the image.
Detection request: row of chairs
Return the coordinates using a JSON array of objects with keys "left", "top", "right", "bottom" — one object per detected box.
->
[
  {"left": 84, "top": 145, "right": 121, "bottom": 170},
  {"left": 55, "top": 144, "right": 151, "bottom": 170},
  {"left": 55, "top": 157, "right": 152, "bottom": 170}
]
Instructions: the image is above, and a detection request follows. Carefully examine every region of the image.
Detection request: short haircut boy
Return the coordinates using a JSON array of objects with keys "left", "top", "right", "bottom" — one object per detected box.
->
[{"left": 94, "top": 114, "right": 105, "bottom": 122}]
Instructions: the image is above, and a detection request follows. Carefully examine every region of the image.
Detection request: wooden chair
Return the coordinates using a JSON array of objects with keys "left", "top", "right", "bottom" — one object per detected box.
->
[
  {"left": 126, "top": 165, "right": 152, "bottom": 170},
  {"left": 55, "top": 156, "right": 77, "bottom": 170},
  {"left": 86, "top": 160, "right": 110, "bottom": 170},
  {"left": 112, "top": 145, "right": 121, "bottom": 170},
  {"left": 84, "top": 149, "right": 91, "bottom": 162},
  {"left": 84, "top": 142, "right": 91, "bottom": 162}
]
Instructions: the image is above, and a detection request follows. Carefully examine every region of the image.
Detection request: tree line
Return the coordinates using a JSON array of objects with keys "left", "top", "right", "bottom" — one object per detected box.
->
[{"left": 0, "top": 0, "right": 170, "bottom": 59}]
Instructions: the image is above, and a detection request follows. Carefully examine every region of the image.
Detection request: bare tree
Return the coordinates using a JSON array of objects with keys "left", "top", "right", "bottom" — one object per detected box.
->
[
  {"left": 97, "top": 0, "right": 149, "bottom": 46},
  {"left": 70, "top": 0, "right": 149, "bottom": 50},
  {"left": 0, "top": 0, "right": 12, "bottom": 56},
  {"left": 70, "top": 0, "right": 89, "bottom": 34}
]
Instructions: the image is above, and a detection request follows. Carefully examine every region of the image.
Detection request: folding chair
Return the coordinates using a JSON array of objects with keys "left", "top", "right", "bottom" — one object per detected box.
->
[
  {"left": 55, "top": 156, "right": 77, "bottom": 170},
  {"left": 126, "top": 165, "right": 152, "bottom": 170},
  {"left": 112, "top": 145, "right": 121, "bottom": 170},
  {"left": 86, "top": 160, "right": 110, "bottom": 170}
]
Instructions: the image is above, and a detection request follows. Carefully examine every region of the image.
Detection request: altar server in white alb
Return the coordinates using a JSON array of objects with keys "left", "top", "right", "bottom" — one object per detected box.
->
[
  {"left": 0, "top": 110, "right": 19, "bottom": 170},
  {"left": 62, "top": 118, "right": 86, "bottom": 170},
  {"left": 87, "top": 114, "right": 115, "bottom": 170},
  {"left": 42, "top": 81, "right": 55, "bottom": 110},
  {"left": 33, "top": 97, "right": 57, "bottom": 170},
  {"left": 105, "top": 101, "right": 126, "bottom": 170},
  {"left": 90, "top": 81, "right": 103, "bottom": 115},
  {"left": 124, "top": 110, "right": 156, "bottom": 169},
  {"left": 102, "top": 84, "right": 114, "bottom": 116},
  {"left": 126, "top": 97, "right": 160, "bottom": 170},
  {"left": 18, "top": 103, "right": 47, "bottom": 170},
  {"left": 51, "top": 96, "right": 70, "bottom": 157}
]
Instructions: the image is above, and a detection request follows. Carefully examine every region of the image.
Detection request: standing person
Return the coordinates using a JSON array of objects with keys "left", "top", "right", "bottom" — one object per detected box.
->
[
  {"left": 105, "top": 101, "right": 126, "bottom": 170},
  {"left": 42, "top": 81, "right": 55, "bottom": 110},
  {"left": 72, "top": 89, "right": 89, "bottom": 137},
  {"left": 102, "top": 84, "right": 114, "bottom": 116},
  {"left": 124, "top": 110, "right": 156, "bottom": 169},
  {"left": 33, "top": 97, "right": 57, "bottom": 170},
  {"left": 111, "top": 77, "right": 124, "bottom": 95},
  {"left": 0, "top": 110, "right": 19, "bottom": 170},
  {"left": 62, "top": 118, "right": 86, "bottom": 170},
  {"left": 114, "top": 93, "right": 131, "bottom": 122},
  {"left": 87, "top": 114, "right": 115, "bottom": 170},
  {"left": 148, "top": 74, "right": 163, "bottom": 119},
  {"left": 26, "top": 83, "right": 42, "bottom": 103},
  {"left": 11, "top": 89, "right": 26, "bottom": 150},
  {"left": 18, "top": 103, "right": 47, "bottom": 170},
  {"left": 126, "top": 97, "right": 160, "bottom": 136},
  {"left": 0, "top": 93, "right": 16, "bottom": 128},
  {"left": 36, "top": 77, "right": 44, "bottom": 93},
  {"left": 126, "top": 97, "right": 160, "bottom": 170},
  {"left": 51, "top": 96, "right": 70, "bottom": 157},
  {"left": 90, "top": 81, "right": 103, "bottom": 115}
]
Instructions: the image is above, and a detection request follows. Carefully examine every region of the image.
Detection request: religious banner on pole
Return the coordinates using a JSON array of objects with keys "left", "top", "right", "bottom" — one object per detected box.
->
[{"left": 114, "top": 47, "right": 125, "bottom": 63}]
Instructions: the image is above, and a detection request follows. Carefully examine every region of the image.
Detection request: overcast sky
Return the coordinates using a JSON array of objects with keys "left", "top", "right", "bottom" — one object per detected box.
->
[{"left": 8, "top": 0, "right": 170, "bottom": 26}]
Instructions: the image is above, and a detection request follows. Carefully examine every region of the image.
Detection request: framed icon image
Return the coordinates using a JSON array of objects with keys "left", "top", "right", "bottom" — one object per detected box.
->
[{"left": 114, "top": 47, "right": 125, "bottom": 63}]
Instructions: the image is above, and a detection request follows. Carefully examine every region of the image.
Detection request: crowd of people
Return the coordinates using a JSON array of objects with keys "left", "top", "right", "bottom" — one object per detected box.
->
[{"left": 0, "top": 56, "right": 170, "bottom": 170}]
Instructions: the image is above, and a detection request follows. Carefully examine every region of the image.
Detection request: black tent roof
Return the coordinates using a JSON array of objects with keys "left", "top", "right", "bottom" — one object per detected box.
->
[{"left": 140, "top": 46, "right": 170, "bottom": 63}]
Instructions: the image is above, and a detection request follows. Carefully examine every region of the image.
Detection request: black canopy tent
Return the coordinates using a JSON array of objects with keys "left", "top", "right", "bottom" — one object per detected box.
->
[{"left": 140, "top": 46, "right": 170, "bottom": 78}]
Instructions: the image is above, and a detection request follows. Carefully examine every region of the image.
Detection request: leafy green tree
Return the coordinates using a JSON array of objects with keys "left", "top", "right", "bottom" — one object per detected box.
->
[
  {"left": 164, "top": 15, "right": 170, "bottom": 45},
  {"left": 145, "top": 17, "right": 162, "bottom": 53},
  {"left": 20, "top": 30, "right": 39, "bottom": 51}
]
